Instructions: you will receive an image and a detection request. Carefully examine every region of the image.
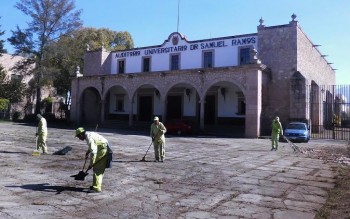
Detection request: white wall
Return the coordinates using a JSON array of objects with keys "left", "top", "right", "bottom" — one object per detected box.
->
[
  {"left": 217, "top": 85, "right": 245, "bottom": 118},
  {"left": 183, "top": 90, "right": 196, "bottom": 116},
  {"left": 153, "top": 93, "right": 162, "bottom": 115},
  {"left": 111, "top": 33, "right": 257, "bottom": 74},
  {"left": 108, "top": 87, "right": 129, "bottom": 114}
]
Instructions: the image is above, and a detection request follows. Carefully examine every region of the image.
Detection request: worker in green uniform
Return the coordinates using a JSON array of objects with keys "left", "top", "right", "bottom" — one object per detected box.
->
[
  {"left": 150, "top": 116, "right": 167, "bottom": 162},
  {"left": 36, "top": 114, "right": 48, "bottom": 154},
  {"left": 271, "top": 116, "right": 283, "bottom": 151},
  {"left": 75, "top": 127, "right": 109, "bottom": 193}
]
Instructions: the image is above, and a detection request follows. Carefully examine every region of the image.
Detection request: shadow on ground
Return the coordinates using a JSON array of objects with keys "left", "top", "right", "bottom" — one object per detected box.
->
[
  {"left": 0, "top": 151, "right": 28, "bottom": 154},
  {"left": 114, "top": 160, "right": 154, "bottom": 163},
  {"left": 6, "top": 183, "right": 86, "bottom": 194}
]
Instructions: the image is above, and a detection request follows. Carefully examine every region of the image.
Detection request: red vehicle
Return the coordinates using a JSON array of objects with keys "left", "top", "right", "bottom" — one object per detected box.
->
[{"left": 165, "top": 120, "right": 193, "bottom": 135}]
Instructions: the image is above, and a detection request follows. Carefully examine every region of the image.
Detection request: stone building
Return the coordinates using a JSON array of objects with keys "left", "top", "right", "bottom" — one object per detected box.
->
[
  {"left": 0, "top": 53, "right": 60, "bottom": 118},
  {"left": 70, "top": 15, "right": 335, "bottom": 137}
]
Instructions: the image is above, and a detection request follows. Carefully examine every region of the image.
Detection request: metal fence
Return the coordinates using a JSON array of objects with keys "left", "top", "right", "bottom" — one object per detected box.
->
[{"left": 309, "top": 84, "right": 350, "bottom": 140}]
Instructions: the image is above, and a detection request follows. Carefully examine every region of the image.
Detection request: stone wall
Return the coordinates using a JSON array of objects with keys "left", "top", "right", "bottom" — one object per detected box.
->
[
  {"left": 83, "top": 47, "right": 113, "bottom": 76},
  {"left": 296, "top": 26, "right": 335, "bottom": 86},
  {"left": 257, "top": 17, "right": 335, "bottom": 134},
  {"left": 257, "top": 22, "right": 298, "bottom": 133}
]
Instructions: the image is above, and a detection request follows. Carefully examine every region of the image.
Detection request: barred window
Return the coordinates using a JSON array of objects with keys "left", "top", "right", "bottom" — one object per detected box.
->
[
  {"left": 170, "top": 54, "right": 179, "bottom": 71},
  {"left": 203, "top": 51, "right": 213, "bottom": 68},
  {"left": 239, "top": 48, "right": 250, "bottom": 65},
  {"left": 118, "top": 60, "right": 125, "bottom": 74},
  {"left": 143, "top": 57, "right": 151, "bottom": 72}
]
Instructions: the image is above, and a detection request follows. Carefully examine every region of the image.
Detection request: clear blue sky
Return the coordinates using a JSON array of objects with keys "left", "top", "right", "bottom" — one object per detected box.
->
[{"left": 0, "top": 0, "right": 349, "bottom": 84}]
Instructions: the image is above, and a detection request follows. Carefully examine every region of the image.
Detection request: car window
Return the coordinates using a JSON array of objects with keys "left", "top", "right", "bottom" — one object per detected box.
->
[{"left": 288, "top": 124, "right": 306, "bottom": 130}]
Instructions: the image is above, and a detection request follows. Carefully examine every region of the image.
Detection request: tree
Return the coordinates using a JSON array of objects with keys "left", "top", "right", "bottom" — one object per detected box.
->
[
  {"left": 0, "top": 17, "right": 7, "bottom": 74},
  {"left": 45, "top": 27, "right": 134, "bottom": 104},
  {"left": 8, "top": 0, "right": 82, "bottom": 114},
  {"left": 0, "top": 72, "right": 27, "bottom": 103}
]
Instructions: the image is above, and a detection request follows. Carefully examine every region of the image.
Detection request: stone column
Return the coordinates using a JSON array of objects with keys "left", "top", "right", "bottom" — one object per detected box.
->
[
  {"left": 100, "top": 100, "right": 105, "bottom": 123},
  {"left": 199, "top": 98, "right": 205, "bottom": 130},
  {"left": 129, "top": 98, "right": 134, "bottom": 127},
  {"left": 70, "top": 66, "right": 83, "bottom": 124},
  {"left": 162, "top": 99, "right": 167, "bottom": 123},
  {"left": 70, "top": 78, "right": 81, "bottom": 124},
  {"left": 245, "top": 67, "right": 262, "bottom": 138}
]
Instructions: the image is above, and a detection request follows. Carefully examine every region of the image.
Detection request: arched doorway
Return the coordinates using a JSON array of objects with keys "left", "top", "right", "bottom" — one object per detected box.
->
[
  {"left": 204, "top": 81, "right": 245, "bottom": 136},
  {"left": 80, "top": 87, "right": 101, "bottom": 125}
]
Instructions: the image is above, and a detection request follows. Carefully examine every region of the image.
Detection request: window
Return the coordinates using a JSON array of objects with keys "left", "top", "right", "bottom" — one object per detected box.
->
[
  {"left": 239, "top": 47, "right": 251, "bottom": 65},
  {"left": 115, "top": 94, "right": 125, "bottom": 112},
  {"left": 118, "top": 60, "right": 125, "bottom": 74},
  {"left": 142, "top": 57, "right": 151, "bottom": 72},
  {"left": 170, "top": 54, "right": 180, "bottom": 70},
  {"left": 203, "top": 51, "right": 213, "bottom": 68},
  {"left": 236, "top": 92, "right": 246, "bottom": 115}
]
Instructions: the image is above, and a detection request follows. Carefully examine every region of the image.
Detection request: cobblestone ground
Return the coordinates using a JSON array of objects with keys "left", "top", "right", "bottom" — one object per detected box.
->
[{"left": 0, "top": 122, "right": 342, "bottom": 219}]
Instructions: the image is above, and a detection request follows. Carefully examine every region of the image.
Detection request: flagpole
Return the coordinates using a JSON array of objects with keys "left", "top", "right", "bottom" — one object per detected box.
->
[{"left": 177, "top": 0, "right": 180, "bottom": 32}]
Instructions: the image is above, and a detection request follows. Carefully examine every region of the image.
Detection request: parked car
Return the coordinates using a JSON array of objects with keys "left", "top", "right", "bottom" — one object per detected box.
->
[
  {"left": 284, "top": 122, "right": 310, "bottom": 143},
  {"left": 165, "top": 120, "right": 193, "bottom": 135}
]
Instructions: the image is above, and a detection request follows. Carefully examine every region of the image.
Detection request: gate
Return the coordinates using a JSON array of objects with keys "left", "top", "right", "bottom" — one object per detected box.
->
[{"left": 309, "top": 84, "right": 350, "bottom": 140}]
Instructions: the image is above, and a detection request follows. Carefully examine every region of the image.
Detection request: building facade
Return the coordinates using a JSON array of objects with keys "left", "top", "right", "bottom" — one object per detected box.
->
[
  {"left": 70, "top": 15, "right": 335, "bottom": 138},
  {"left": 0, "top": 54, "right": 61, "bottom": 118}
]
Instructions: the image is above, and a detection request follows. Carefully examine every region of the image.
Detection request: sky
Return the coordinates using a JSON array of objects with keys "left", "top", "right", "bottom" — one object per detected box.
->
[{"left": 0, "top": 0, "right": 349, "bottom": 84}]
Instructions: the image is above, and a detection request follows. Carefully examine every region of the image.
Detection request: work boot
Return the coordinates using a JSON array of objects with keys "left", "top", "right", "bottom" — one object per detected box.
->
[
  {"left": 87, "top": 189, "right": 100, "bottom": 193},
  {"left": 154, "top": 160, "right": 159, "bottom": 162}
]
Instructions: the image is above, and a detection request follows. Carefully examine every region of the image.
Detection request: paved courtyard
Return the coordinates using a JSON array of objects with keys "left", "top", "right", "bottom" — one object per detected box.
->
[{"left": 0, "top": 122, "right": 341, "bottom": 219}]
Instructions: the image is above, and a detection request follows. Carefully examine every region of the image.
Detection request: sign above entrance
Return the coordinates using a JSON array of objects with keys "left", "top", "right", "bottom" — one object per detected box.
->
[{"left": 114, "top": 32, "right": 257, "bottom": 58}]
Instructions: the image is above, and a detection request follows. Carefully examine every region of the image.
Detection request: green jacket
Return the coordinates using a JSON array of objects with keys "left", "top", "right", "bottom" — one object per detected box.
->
[
  {"left": 85, "top": 131, "right": 108, "bottom": 167},
  {"left": 272, "top": 120, "right": 283, "bottom": 135},
  {"left": 37, "top": 117, "right": 47, "bottom": 134},
  {"left": 150, "top": 122, "right": 167, "bottom": 143}
]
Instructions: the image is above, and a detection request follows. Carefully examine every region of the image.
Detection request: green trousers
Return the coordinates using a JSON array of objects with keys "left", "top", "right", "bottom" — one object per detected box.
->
[
  {"left": 37, "top": 132, "right": 48, "bottom": 153},
  {"left": 271, "top": 133, "right": 279, "bottom": 149},
  {"left": 92, "top": 147, "right": 108, "bottom": 192},
  {"left": 153, "top": 141, "right": 165, "bottom": 161}
]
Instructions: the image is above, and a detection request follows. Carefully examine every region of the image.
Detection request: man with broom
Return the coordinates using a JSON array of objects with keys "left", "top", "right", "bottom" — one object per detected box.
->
[
  {"left": 271, "top": 116, "right": 283, "bottom": 151},
  {"left": 150, "top": 116, "right": 167, "bottom": 162},
  {"left": 75, "top": 127, "right": 111, "bottom": 193},
  {"left": 36, "top": 114, "right": 48, "bottom": 154}
]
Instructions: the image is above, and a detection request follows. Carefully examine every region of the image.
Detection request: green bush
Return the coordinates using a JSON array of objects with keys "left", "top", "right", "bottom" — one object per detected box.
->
[
  {"left": 0, "top": 98, "right": 9, "bottom": 111},
  {"left": 42, "top": 97, "right": 53, "bottom": 104}
]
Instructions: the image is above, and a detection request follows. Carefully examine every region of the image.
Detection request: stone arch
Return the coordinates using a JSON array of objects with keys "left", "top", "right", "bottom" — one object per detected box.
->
[
  {"left": 202, "top": 80, "right": 246, "bottom": 128},
  {"left": 104, "top": 85, "right": 129, "bottom": 121},
  {"left": 131, "top": 82, "right": 162, "bottom": 103},
  {"left": 203, "top": 77, "right": 246, "bottom": 100},
  {"left": 132, "top": 83, "right": 162, "bottom": 122},
  {"left": 164, "top": 80, "right": 200, "bottom": 98},
  {"left": 165, "top": 82, "right": 200, "bottom": 122},
  {"left": 103, "top": 83, "right": 128, "bottom": 101},
  {"left": 79, "top": 87, "right": 102, "bottom": 125}
]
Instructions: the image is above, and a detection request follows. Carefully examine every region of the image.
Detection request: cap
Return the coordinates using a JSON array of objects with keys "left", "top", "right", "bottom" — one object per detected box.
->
[
  {"left": 153, "top": 116, "right": 159, "bottom": 121},
  {"left": 75, "top": 127, "right": 85, "bottom": 137}
]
